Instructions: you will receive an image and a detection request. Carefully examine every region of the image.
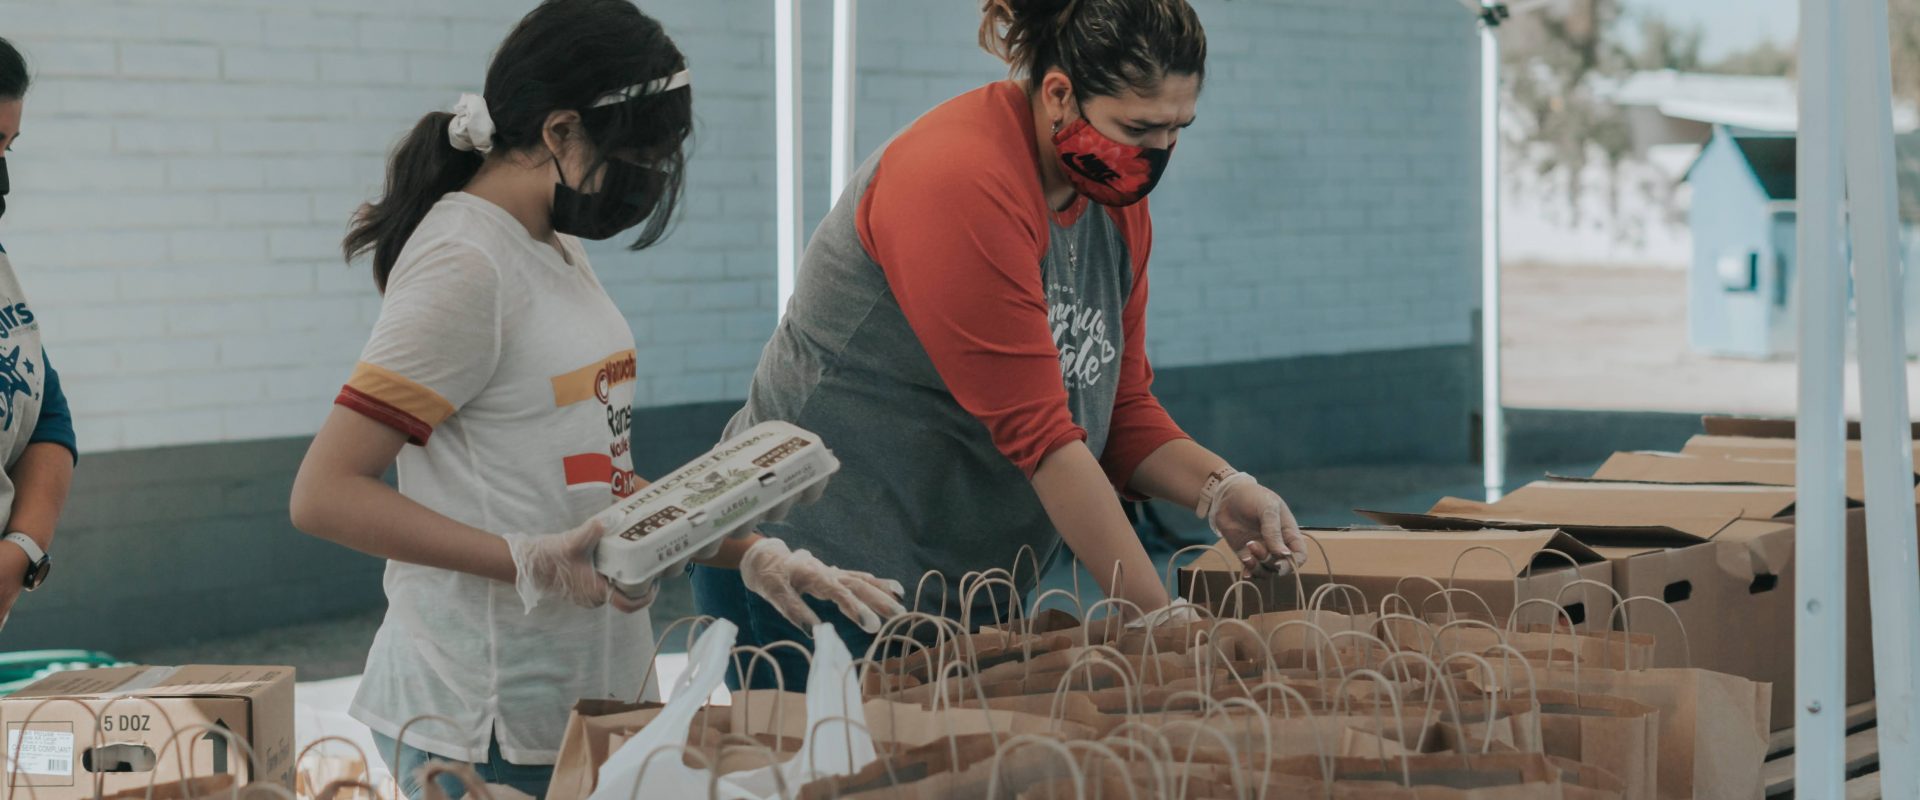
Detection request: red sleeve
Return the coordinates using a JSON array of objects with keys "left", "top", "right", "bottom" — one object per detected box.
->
[
  {"left": 857, "top": 146, "right": 1087, "bottom": 478},
  {"left": 1098, "top": 204, "right": 1190, "bottom": 493}
]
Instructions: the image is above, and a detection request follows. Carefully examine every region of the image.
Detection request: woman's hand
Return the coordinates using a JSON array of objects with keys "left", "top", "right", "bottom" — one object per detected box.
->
[
  {"left": 739, "top": 537, "right": 907, "bottom": 633},
  {"left": 502, "top": 515, "right": 651, "bottom": 614},
  {"left": 1211, "top": 479, "right": 1307, "bottom": 578}
]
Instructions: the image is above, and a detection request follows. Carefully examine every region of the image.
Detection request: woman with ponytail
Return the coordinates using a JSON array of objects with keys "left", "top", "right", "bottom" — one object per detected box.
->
[
  {"left": 695, "top": 0, "right": 1307, "bottom": 689},
  {"left": 289, "top": 2, "right": 900, "bottom": 796}
]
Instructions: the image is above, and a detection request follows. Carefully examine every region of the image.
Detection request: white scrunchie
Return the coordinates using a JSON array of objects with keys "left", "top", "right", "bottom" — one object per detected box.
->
[{"left": 448, "top": 93, "right": 496, "bottom": 155}]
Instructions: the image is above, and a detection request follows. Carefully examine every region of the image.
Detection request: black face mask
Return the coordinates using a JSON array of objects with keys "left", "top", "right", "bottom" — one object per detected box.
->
[
  {"left": 550, "top": 154, "right": 663, "bottom": 241},
  {"left": 0, "top": 158, "right": 9, "bottom": 221}
]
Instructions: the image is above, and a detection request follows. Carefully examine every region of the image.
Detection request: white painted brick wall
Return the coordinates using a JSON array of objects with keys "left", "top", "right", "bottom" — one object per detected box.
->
[{"left": 0, "top": 0, "right": 1475, "bottom": 453}]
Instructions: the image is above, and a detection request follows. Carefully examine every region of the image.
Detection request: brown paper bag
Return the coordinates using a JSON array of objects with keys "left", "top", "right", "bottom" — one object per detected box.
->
[
  {"left": 1466, "top": 664, "right": 1766, "bottom": 800},
  {"left": 548, "top": 699, "right": 668, "bottom": 800},
  {"left": 1381, "top": 618, "right": 1657, "bottom": 670},
  {"left": 1527, "top": 690, "right": 1660, "bottom": 800},
  {"left": 1265, "top": 751, "right": 1569, "bottom": 798}
]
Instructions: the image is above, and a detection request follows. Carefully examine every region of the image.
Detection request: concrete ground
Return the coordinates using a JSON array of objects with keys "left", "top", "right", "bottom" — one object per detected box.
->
[{"left": 1503, "top": 262, "right": 1920, "bottom": 416}]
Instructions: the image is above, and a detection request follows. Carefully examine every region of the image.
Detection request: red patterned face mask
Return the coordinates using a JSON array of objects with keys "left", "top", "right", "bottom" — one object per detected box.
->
[{"left": 1051, "top": 116, "right": 1173, "bottom": 207}]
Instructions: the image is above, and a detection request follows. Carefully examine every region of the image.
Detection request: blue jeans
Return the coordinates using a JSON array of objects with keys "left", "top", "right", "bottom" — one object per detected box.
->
[
  {"left": 370, "top": 732, "right": 552, "bottom": 800},
  {"left": 691, "top": 564, "right": 883, "bottom": 691}
]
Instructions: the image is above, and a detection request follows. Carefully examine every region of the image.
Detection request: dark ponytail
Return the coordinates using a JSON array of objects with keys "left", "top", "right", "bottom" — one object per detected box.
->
[
  {"left": 978, "top": 0, "right": 1207, "bottom": 100},
  {"left": 345, "top": 112, "right": 481, "bottom": 291},
  {"left": 346, "top": 0, "right": 693, "bottom": 291},
  {"left": 0, "top": 35, "right": 29, "bottom": 100}
]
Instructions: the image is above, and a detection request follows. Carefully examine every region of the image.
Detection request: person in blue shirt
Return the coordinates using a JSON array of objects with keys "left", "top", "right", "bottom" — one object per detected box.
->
[{"left": 0, "top": 35, "right": 79, "bottom": 632}]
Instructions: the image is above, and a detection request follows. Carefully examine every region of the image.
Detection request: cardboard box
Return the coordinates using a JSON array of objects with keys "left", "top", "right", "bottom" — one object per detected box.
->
[
  {"left": 1361, "top": 479, "right": 1819, "bottom": 548},
  {"left": 1179, "top": 527, "right": 1619, "bottom": 634},
  {"left": 0, "top": 666, "right": 295, "bottom": 800},
  {"left": 1589, "top": 516, "right": 1872, "bottom": 731},
  {"left": 1679, "top": 436, "right": 1920, "bottom": 502},
  {"left": 1700, "top": 414, "right": 1920, "bottom": 439},
  {"left": 1593, "top": 450, "right": 1920, "bottom": 503}
]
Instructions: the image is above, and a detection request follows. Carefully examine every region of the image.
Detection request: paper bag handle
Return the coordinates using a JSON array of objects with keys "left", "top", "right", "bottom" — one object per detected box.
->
[
  {"left": 911, "top": 569, "right": 949, "bottom": 618},
  {"left": 1090, "top": 737, "right": 1170, "bottom": 800},
  {"left": 1461, "top": 644, "right": 1546, "bottom": 750},
  {"left": 415, "top": 762, "right": 494, "bottom": 800},
  {"left": 985, "top": 735, "right": 1087, "bottom": 800},
  {"left": 638, "top": 615, "right": 717, "bottom": 702},
  {"left": 1203, "top": 617, "right": 1274, "bottom": 675},
  {"left": 1387, "top": 575, "right": 1450, "bottom": 620},
  {"left": 1168, "top": 544, "right": 1236, "bottom": 607},
  {"left": 1309, "top": 583, "right": 1372, "bottom": 617},
  {"left": 1611, "top": 594, "right": 1694, "bottom": 670},
  {"left": 959, "top": 573, "right": 1024, "bottom": 633},
  {"left": 145, "top": 721, "right": 266, "bottom": 800},
  {"left": 729, "top": 642, "right": 813, "bottom": 753},
  {"left": 1061, "top": 740, "right": 1142, "bottom": 800},
  {"left": 1419, "top": 589, "right": 1499, "bottom": 627},
  {"left": 1082, "top": 596, "right": 1148, "bottom": 649},
  {"left": 805, "top": 716, "right": 900, "bottom": 799},
  {"left": 294, "top": 736, "right": 374, "bottom": 800},
  {"left": 1426, "top": 618, "right": 1507, "bottom": 664},
  {"left": 1334, "top": 668, "right": 1415, "bottom": 788},
  {"left": 1266, "top": 619, "right": 1346, "bottom": 681},
  {"left": 1448, "top": 544, "right": 1522, "bottom": 614},
  {"left": 1157, "top": 720, "right": 1248, "bottom": 800}
]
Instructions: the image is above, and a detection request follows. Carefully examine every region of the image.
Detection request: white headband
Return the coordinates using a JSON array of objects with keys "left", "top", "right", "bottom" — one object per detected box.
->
[
  {"left": 445, "top": 69, "right": 689, "bottom": 154},
  {"left": 591, "top": 69, "right": 692, "bottom": 108}
]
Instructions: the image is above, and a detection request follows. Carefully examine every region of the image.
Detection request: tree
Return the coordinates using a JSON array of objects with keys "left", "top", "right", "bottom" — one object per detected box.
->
[{"left": 1499, "top": 0, "right": 1634, "bottom": 224}]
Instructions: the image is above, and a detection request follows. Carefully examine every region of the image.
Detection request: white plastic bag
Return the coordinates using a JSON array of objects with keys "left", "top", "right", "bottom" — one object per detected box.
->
[
  {"left": 729, "top": 622, "right": 877, "bottom": 797},
  {"left": 588, "top": 620, "right": 878, "bottom": 800}
]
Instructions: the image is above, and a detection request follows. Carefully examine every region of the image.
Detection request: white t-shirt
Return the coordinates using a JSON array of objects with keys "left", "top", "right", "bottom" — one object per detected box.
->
[{"left": 336, "top": 193, "right": 657, "bottom": 765}]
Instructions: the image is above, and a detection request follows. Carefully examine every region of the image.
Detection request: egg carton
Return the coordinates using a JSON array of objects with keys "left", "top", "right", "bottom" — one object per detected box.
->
[{"left": 594, "top": 420, "right": 839, "bottom": 595}]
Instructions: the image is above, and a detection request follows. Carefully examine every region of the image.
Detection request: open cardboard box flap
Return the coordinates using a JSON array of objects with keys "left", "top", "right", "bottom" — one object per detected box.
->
[
  {"left": 1288, "top": 527, "right": 1603, "bottom": 582},
  {"left": 1588, "top": 450, "right": 1919, "bottom": 502},
  {"left": 1676, "top": 437, "right": 1920, "bottom": 501},
  {"left": 1363, "top": 479, "right": 1808, "bottom": 547}
]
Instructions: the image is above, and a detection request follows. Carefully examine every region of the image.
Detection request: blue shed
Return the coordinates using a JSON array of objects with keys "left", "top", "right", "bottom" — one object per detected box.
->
[{"left": 1685, "top": 127, "right": 1920, "bottom": 359}]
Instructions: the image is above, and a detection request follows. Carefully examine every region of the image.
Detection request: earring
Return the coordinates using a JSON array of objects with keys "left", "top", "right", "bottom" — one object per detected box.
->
[{"left": 1051, "top": 119, "right": 1062, "bottom": 135}]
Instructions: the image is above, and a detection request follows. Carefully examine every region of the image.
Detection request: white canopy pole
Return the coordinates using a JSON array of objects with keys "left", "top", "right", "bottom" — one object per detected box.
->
[
  {"left": 830, "top": 0, "right": 858, "bottom": 202},
  {"left": 775, "top": 0, "right": 804, "bottom": 320},
  {"left": 1478, "top": 3, "right": 1506, "bottom": 502},
  {"left": 1842, "top": 0, "right": 1920, "bottom": 794},
  {"left": 1792, "top": 0, "right": 1848, "bottom": 793}
]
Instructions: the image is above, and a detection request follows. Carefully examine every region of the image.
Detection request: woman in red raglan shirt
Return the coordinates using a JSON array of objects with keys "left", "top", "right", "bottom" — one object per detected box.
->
[{"left": 693, "top": 0, "right": 1307, "bottom": 689}]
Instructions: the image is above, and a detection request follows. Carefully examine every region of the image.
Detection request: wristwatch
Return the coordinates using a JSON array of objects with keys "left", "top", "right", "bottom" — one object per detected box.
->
[
  {"left": 4, "top": 532, "right": 50, "bottom": 591},
  {"left": 1195, "top": 466, "right": 1241, "bottom": 519}
]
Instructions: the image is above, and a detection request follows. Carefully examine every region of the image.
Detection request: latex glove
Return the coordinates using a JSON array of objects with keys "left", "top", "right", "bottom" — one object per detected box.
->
[
  {"left": 502, "top": 518, "right": 652, "bottom": 614},
  {"left": 1210, "top": 476, "right": 1308, "bottom": 578},
  {"left": 739, "top": 537, "right": 908, "bottom": 634},
  {"left": 1127, "top": 598, "right": 1202, "bottom": 630}
]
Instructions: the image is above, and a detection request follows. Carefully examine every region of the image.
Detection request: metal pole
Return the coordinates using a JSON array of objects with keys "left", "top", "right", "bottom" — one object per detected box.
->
[
  {"left": 1793, "top": 0, "right": 1848, "bottom": 794},
  {"left": 1479, "top": 8, "right": 1505, "bottom": 502},
  {"left": 830, "top": 0, "right": 858, "bottom": 203},
  {"left": 774, "top": 0, "right": 803, "bottom": 320},
  {"left": 1841, "top": 1, "right": 1920, "bottom": 797}
]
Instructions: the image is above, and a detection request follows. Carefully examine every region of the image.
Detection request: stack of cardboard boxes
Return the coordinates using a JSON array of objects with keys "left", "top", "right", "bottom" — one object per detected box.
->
[{"left": 1183, "top": 415, "right": 1919, "bottom": 731}]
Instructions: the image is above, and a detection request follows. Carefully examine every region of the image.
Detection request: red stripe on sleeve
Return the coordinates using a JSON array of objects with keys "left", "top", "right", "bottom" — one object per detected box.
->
[{"left": 336, "top": 386, "right": 434, "bottom": 446}]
